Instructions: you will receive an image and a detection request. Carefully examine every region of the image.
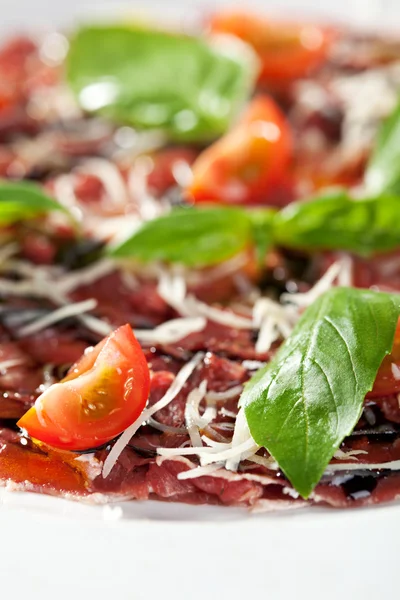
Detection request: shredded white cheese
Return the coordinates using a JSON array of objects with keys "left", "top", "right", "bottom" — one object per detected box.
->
[
  {"left": 253, "top": 297, "right": 298, "bottom": 354},
  {"left": 332, "top": 62, "right": 400, "bottom": 160},
  {"left": 205, "top": 385, "right": 243, "bottom": 403},
  {"left": 127, "top": 159, "right": 167, "bottom": 221},
  {"left": 391, "top": 363, "right": 400, "bottom": 381},
  {"left": 177, "top": 464, "right": 223, "bottom": 480},
  {"left": 57, "top": 259, "right": 116, "bottom": 295},
  {"left": 281, "top": 260, "right": 345, "bottom": 308},
  {"left": 185, "top": 380, "right": 209, "bottom": 447},
  {"left": 17, "top": 298, "right": 98, "bottom": 337},
  {"left": 157, "top": 271, "right": 191, "bottom": 316},
  {"left": 241, "top": 360, "right": 266, "bottom": 371},
  {"left": 225, "top": 408, "right": 254, "bottom": 472},
  {"left": 158, "top": 272, "right": 254, "bottom": 328},
  {"left": 102, "top": 352, "right": 204, "bottom": 478},
  {"left": 186, "top": 296, "right": 254, "bottom": 329},
  {"left": 76, "top": 158, "right": 129, "bottom": 209},
  {"left": 0, "top": 243, "right": 19, "bottom": 266},
  {"left": 219, "top": 408, "right": 238, "bottom": 419},
  {"left": 0, "top": 359, "right": 25, "bottom": 372},
  {"left": 334, "top": 449, "right": 369, "bottom": 461},
  {"left": 134, "top": 316, "right": 206, "bottom": 345},
  {"left": 157, "top": 436, "right": 259, "bottom": 467},
  {"left": 325, "top": 459, "right": 400, "bottom": 473}
]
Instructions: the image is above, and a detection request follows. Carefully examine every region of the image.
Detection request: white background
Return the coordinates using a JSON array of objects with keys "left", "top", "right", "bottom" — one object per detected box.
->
[
  {"left": 0, "top": 0, "right": 399, "bottom": 31},
  {"left": 0, "top": 1, "right": 400, "bottom": 598}
]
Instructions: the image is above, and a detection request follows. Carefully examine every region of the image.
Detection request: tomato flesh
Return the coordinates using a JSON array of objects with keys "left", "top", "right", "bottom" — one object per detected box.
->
[
  {"left": 17, "top": 324, "right": 150, "bottom": 451},
  {"left": 187, "top": 95, "right": 293, "bottom": 206},
  {"left": 209, "top": 10, "right": 335, "bottom": 89},
  {"left": 368, "top": 321, "right": 400, "bottom": 398}
]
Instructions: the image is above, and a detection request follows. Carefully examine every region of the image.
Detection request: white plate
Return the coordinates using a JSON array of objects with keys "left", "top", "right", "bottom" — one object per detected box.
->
[{"left": 1, "top": 1, "right": 400, "bottom": 598}]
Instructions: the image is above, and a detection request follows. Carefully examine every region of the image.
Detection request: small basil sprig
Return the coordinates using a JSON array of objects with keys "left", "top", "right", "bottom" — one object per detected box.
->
[
  {"left": 248, "top": 208, "right": 276, "bottom": 265},
  {"left": 365, "top": 99, "right": 400, "bottom": 195},
  {"left": 0, "top": 180, "right": 67, "bottom": 225},
  {"left": 110, "top": 207, "right": 275, "bottom": 267},
  {"left": 243, "top": 287, "right": 400, "bottom": 498},
  {"left": 273, "top": 189, "right": 400, "bottom": 256},
  {"left": 110, "top": 191, "right": 400, "bottom": 267},
  {"left": 67, "top": 25, "right": 257, "bottom": 142}
]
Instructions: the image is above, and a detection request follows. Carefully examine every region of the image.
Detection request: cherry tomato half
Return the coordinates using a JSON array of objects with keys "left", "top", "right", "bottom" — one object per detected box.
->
[
  {"left": 209, "top": 11, "right": 335, "bottom": 89},
  {"left": 17, "top": 324, "right": 150, "bottom": 451},
  {"left": 187, "top": 95, "right": 293, "bottom": 206},
  {"left": 368, "top": 321, "right": 400, "bottom": 398}
]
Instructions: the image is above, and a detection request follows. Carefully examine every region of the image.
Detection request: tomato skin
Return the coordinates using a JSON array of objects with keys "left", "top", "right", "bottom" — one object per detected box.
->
[
  {"left": 368, "top": 321, "right": 400, "bottom": 398},
  {"left": 17, "top": 324, "right": 150, "bottom": 451},
  {"left": 187, "top": 95, "right": 293, "bottom": 206},
  {"left": 209, "top": 11, "right": 335, "bottom": 89}
]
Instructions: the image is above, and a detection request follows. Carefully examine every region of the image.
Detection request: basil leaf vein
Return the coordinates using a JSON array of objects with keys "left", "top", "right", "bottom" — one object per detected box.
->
[
  {"left": 0, "top": 180, "right": 67, "bottom": 226},
  {"left": 67, "top": 25, "right": 257, "bottom": 142},
  {"left": 243, "top": 287, "right": 400, "bottom": 498}
]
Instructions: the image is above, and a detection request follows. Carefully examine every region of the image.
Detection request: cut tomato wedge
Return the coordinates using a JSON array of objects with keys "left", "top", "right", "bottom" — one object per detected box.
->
[
  {"left": 368, "top": 321, "right": 400, "bottom": 399},
  {"left": 209, "top": 10, "right": 335, "bottom": 89},
  {"left": 17, "top": 324, "right": 150, "bottom": 451},
  {"left": 187, "top": 95, "right": 293, "bottom": 206}
]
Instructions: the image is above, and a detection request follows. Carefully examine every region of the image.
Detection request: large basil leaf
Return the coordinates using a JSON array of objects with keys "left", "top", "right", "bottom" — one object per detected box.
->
[
  {"left": 273, "top": 189, "right": 400, "bottom": 256},
  {"left": 244, "top": 287, "right": 400, "bottom": 498},
  {"left": 0, "top": 180, "right": 67, "bottom": 225},
  {"left": 67, "top": 25, "right": 257, "bottom": 142},
  {"left": 110, "top": 207, "right": 258, "bottom": 267},
  {"left": 365, "top": 100, "right": 400, "bottom": 195}
]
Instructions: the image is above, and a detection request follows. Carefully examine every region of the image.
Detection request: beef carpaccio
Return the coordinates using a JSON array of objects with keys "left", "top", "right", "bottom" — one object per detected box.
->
[{"left": 2, "top": 9, "right": 400, "bottom": 512}]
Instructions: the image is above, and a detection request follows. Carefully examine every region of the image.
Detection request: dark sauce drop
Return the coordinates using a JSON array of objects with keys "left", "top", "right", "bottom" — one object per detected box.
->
[{"left": 341, "top": 474, "right": 379, "bottom": 500}]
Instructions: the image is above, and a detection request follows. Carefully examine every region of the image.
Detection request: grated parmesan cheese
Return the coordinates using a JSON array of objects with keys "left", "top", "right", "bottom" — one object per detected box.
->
[
  {"left": 102, "top": 352, "right": 204, "bottom": 478},
  {"left": 205, "top": 385, "right": 243, "bottom": 403},
  {"left": 225, "top": 408, "right": 254, "bottom": 472},
  {"left": 0, "top": 243, "right": 19, "bottom": 266},
  {"left": 219, "top": 408, "right": 238, "bottom": 419},
  {"left": 158, "top": 272, "right": 254, "bottom": 328},
  {"left": 241, "top": 360, "right": 266, "bottom": 371},
  {"left": 185, "top": 380, "right": 210, "bottom": 447},
  {"left": 76, "top": 158, "right": 128, "bottom": 209},
  {"left": 334, "top": 449, "right": 369, "bottom": 461},
  {"left": 57, "top": 259, "right": 116, "bottom": 295},
  {"left": 186, "top": 296, "right": 253, "bottom": 329},
  {"left": 157, "top": 436, "right": 259, "bottom": 466},
  {"left": 157, "top": 271, "right": 191, "bottom": 316},
  {"left": 325, "top": 459, "right": 400, "bottom": 473},
  {"left": 281, "top": 260, "right": 345, "bottom": 308},
  {"left": 252, "top": 297, "right": 298, "bottom": 354},
  {"left": 134, "top": 316, "right": 206, "bottom": 345},
  {"left": 127, "top": 159, "right": 167, "bottom": 221},
  {"left": 391, "top": 363, "right": 400, "bottom": 381},
  {"left": 0, "top": 359, "right": 25, "bottom": 372},
  {"left": 177, "top": 464, "right": 223, "bottom": 480},
  {"left": 16, "top": 298, "right": 98, "bottom": 337}
]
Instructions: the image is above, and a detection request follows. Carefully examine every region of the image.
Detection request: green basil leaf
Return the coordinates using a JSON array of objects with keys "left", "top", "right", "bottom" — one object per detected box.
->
[
  {"left": 67, "top": 25, "right": 257, "bottom": 142},
  {"left": 273, "top": 189, "right": 400, "bottom": 256},
  {"left": 244, "top": 287, "right": 400, "bottom": 498},
  {"left": 365, "top": 100, "right": 400, "bottom": 195},
  {"left": 0, "top": 180, "right": 66, "bottom": 225},
  {"left": 109, "top": 207, "right": 254, "bottom": 266},
  {"left": 248, "top": 208, "right": 277, "bottom": 265}
]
